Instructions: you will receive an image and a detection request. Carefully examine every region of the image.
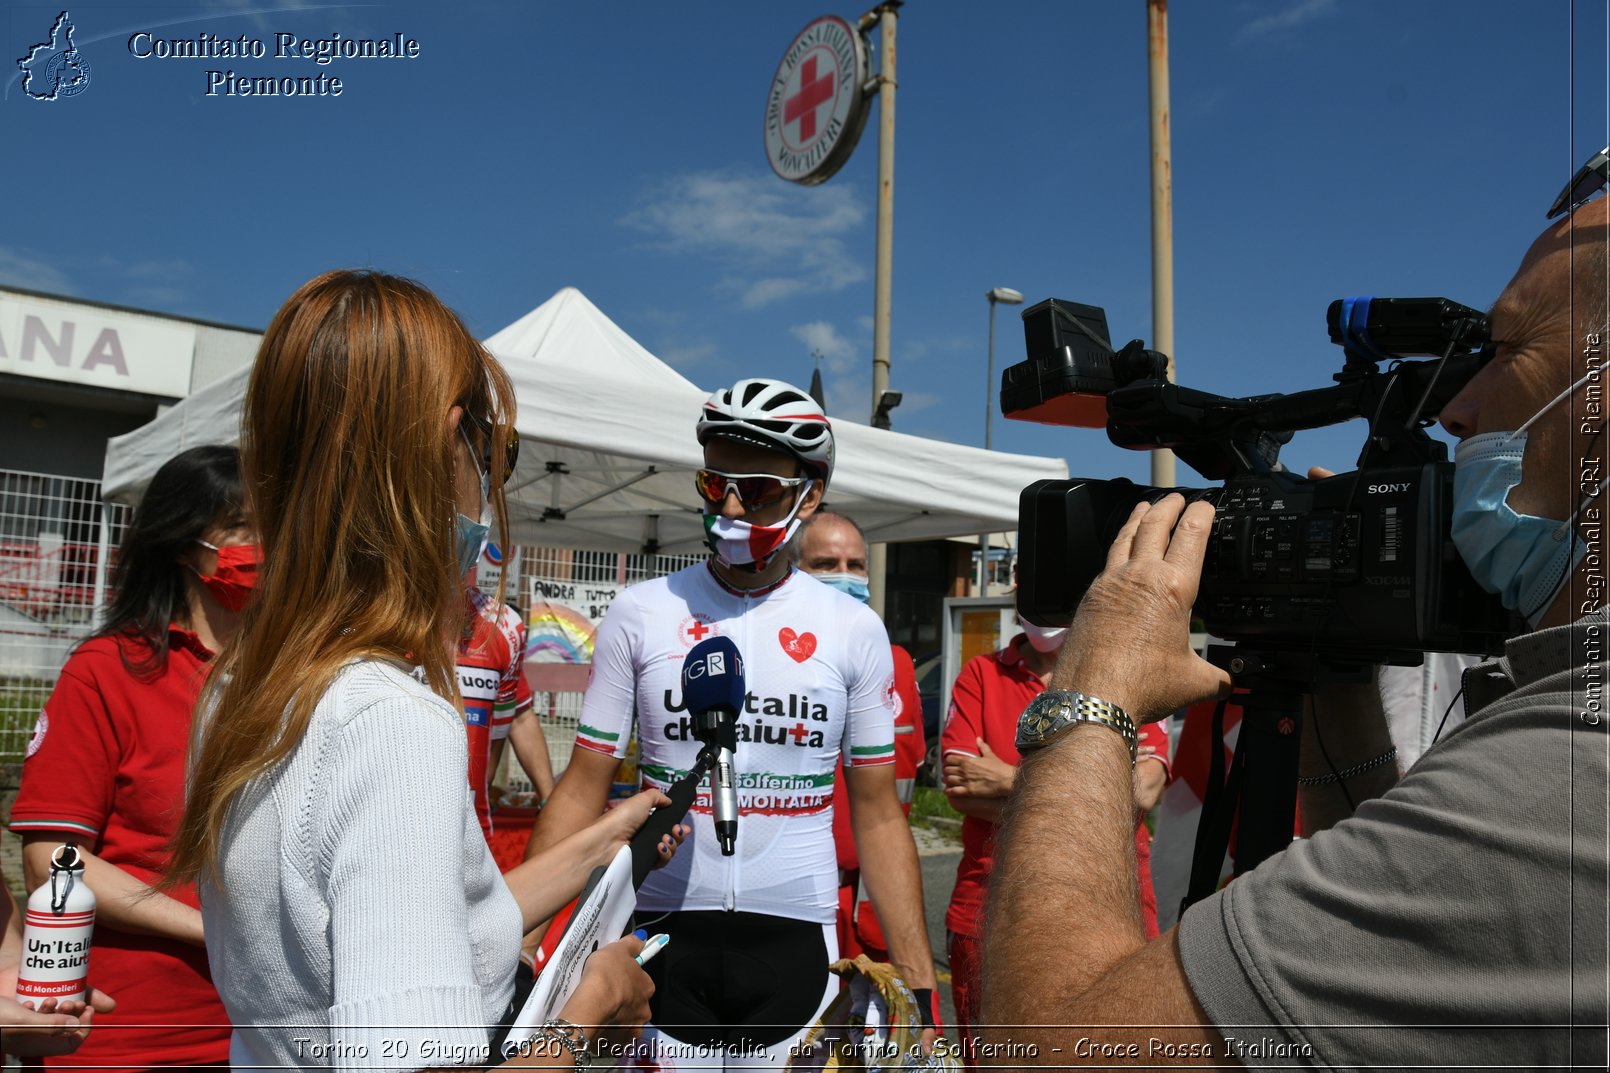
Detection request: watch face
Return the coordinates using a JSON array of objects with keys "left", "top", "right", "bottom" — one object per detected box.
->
[
  {"left": 1018, "top": 695, "right": 1070, "bottom": 749},
  {"left": 1018, "top": 691, "right": 1137, "bottom": 758}
]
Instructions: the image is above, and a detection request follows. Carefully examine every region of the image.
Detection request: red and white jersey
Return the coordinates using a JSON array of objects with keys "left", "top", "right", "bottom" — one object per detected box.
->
[
  {"left": 576, "top": 562, "right": 896, "bottom": 924},
  {"left": 457, "top": 588, "right": 533, "bottom": 839}
]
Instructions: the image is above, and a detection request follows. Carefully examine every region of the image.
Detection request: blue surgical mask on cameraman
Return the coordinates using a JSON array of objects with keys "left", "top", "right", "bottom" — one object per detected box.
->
[
  {"left": 813, "top": 571, "right": 870, "bottom": 604},
  {"left": 1450, "top": 357, "right": 1607, "bottom": 627}
]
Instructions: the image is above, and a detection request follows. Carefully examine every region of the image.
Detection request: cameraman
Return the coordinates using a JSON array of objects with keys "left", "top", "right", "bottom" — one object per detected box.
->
[{"left": 981, "top": 190, "right": 1609, "bottom": 1067}]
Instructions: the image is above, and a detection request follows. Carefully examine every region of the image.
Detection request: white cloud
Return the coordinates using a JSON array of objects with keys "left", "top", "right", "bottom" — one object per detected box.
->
[
  {"left": 790, "top": 320, "right": 856, "bottom": 366},
  {"left": 1235, "top": 0, "right": 1337, "bottom": 44},
  {"left": 623, "top": 170, "right": 868, "bottom": 309},
  {"left": 787, "top": 322, "right": 951, "bottom": 424},
  {"left": 0, "top": 246, "right": 75, "bottom": 295},
  {"left": 0, "top": 248, "right": 197, "bottom": 310},
  {"left": 789, "top": 320, "right": 874, "bottom": 419}
]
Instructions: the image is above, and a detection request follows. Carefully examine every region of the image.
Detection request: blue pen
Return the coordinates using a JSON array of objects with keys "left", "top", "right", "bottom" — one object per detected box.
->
[{"left": 634, "top": 933, "right": 670, "bottom": 966}]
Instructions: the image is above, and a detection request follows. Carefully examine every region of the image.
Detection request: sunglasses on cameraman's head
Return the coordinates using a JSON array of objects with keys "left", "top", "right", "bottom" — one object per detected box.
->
[
  {"left": 694, "top": 468, "right": 809, "bottom": 510},
  {"left": 461, "top": 414, "right": 520, "bottom": 487},
  {"left": 1547, "top": 145, "right": 1610, "bottom": 219}
]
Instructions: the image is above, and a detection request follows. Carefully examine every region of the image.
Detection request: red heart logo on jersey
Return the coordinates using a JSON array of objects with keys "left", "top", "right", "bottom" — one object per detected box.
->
[{"left": 779, "top": 628, "right": 817, "bottom": 663}]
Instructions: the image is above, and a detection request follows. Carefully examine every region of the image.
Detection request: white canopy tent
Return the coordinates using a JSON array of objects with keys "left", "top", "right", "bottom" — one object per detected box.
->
[{"left": 102, "top": 287, "right": 1069, "bottom": 552}]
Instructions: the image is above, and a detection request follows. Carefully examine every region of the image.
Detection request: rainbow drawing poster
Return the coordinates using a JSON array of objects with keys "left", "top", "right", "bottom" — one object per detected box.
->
[{"left": 526, "top": 576, "right": 623, "bottom": 663}]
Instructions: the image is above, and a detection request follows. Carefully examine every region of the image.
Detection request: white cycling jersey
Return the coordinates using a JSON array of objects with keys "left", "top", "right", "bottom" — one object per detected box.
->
[{"left": 576, "top": 562, "right": 897, "bottom": 924}]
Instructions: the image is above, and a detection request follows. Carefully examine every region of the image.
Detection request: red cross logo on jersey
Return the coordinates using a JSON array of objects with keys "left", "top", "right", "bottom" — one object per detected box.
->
[
  {"left": 789, "top": 722, "right": 810, "bottom": 744},
  {"left": 677, "top": 614, "right": 719, "bottom": 649},
  {"left": 784, "top": 52, "right": 836, "bottom": 143}
]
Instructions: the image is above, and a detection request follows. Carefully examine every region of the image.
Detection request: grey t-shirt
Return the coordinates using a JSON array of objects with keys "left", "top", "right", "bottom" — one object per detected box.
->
[{"left": 1179, "top": 614, "right": 1609, "bottom": 1069}]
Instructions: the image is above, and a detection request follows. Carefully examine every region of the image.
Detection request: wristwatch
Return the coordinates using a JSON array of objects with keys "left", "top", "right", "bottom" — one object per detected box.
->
[{"left": 1016, "top": 689, "right": 1137, "bottom": 763}]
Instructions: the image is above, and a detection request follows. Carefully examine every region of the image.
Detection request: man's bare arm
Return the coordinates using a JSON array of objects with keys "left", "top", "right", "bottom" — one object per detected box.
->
[
  {"left": 981, "top": 726, "right": 1231, "bottom": 1066},
  {"left": 509, "top": 708, "right": 558, "bottom": 801},
  {"left": 981, "top": 496, "right": 1236, "bottom": 1065},
  {"left": 1296, "top": 679, "right": 1399, "bottom": 834},
  {"left": 845, "top": 763, "right": 938, "bottom": 992},
  {"left": 524, "top": 747, "right": 617, "bottom": 860}
]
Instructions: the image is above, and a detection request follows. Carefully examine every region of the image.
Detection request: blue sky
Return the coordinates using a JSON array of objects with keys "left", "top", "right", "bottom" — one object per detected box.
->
[{"left": 4, "top": 0, "right": 1607, "bottom": 488}]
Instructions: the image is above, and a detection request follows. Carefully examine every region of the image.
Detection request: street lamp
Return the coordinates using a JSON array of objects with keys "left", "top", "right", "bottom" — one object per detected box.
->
[
  {"left": 983, "top": 287, "right": 1024, "bottom": 451},
  {"left": 872, "top": 390, "right": 903, "bottom": 430},
  {"left": 980, "top": 286, "right": 1023, "bottom": 594}
]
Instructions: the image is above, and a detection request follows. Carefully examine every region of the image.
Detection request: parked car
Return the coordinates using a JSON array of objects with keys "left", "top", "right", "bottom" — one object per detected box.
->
[{"left": 912, "top": 650, "right": 944, "bottom": 786}]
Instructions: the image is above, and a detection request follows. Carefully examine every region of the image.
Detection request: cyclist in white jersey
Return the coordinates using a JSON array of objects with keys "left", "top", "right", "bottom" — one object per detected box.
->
[{"left": 530, "top": 378, "right": 938, "bottom": 1068}]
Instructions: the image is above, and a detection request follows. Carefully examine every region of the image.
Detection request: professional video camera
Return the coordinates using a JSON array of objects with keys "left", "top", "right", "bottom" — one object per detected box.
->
[{"left": 1004, "top": 295, "right": 1521, "bottom": 677}]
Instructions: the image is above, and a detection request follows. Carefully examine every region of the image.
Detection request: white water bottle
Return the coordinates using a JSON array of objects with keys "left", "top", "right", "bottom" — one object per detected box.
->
[{"left": 15, "top": 843, "right": 96, "bottom": 1005}]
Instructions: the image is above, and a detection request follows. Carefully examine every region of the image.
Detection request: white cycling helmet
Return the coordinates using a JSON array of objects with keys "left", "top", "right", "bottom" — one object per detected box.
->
[{"left": 696, "top": 377, "right": 834, "bottom": 485}]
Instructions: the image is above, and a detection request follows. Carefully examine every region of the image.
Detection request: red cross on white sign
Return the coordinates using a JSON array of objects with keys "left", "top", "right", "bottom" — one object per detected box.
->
[
  {"left": 784, "top": 54, "right": 835, "bottom": 143},
  {"left": 763, "top": 15, "right": 870, "bottom": 185}
]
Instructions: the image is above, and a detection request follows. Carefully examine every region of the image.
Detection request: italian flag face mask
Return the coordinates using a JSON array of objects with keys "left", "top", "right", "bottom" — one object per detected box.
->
[{"left": 701, "top": 481, "right": 814, "bottom": 570}]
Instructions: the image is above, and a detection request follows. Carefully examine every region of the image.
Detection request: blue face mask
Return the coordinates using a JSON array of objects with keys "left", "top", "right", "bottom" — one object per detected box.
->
[
  {"left": 1451, "top": 432, "right": 1586, "bottom": 625},
  {"left": 455, "top": 512, "right": 489, "bottom": 578},
  {"left": 813, "top": 571, "right": 870, "bottom": 604},
  {"left": 1449, "top": 355, "right": 1608, "bottom": 626},
  {"left": 455, "top": 422, "right": 493, "bottom": 577}
]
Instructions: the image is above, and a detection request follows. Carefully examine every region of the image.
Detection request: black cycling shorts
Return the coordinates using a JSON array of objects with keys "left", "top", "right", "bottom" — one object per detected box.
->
[{"left": 642, "top": 909, "right": 830, "bottom": 1049}]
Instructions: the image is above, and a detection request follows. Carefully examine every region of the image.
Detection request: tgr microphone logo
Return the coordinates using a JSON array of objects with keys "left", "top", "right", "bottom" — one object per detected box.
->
[{"left": 686, "top": 650, "right": 740, "bottom": 680}]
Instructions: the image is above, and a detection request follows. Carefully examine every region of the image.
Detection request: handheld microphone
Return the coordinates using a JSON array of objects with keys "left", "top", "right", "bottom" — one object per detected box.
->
[{"left": 682, "top": 635, "right": 744, "bottom": 855}]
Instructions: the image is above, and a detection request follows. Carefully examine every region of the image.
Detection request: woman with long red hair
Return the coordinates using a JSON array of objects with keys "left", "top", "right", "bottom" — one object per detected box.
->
[{"left": 169, "top": 270, "right": 675, "bottom": 1070}]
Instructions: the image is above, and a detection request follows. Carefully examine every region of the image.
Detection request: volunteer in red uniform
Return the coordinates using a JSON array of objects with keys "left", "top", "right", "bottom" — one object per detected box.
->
[
  {"left": 11, "top": 445, "right": 249, "bottom": 1069},
  {"left": 454, "top": 583, "right": 536, "bottom": 840},
  {"left": 487, "top": 603, "right": 557, "bottom": 807},
  {"left": 941, "top": 619, "right": 1170, "bottom": 1069},
  {"left": 792, "top": 511, "right": 926, "bottom": 961}
]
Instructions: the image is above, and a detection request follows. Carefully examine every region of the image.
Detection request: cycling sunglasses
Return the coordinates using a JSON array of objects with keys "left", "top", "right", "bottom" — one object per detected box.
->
[
  {"left": 462, "top": 414, "right": 520, "bottom": 487},
  {"left": 694, "top": 468, "right": 809, "bottom": 510},
  {"left": 1547, "top": 144, "right": 1610, "bottom": 219}
]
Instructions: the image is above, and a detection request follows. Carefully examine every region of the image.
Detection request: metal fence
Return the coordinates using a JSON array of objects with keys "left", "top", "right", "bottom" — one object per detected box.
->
[
  {"left": 478, "top": 545, "right": 703, "bottom": 786},
  {"left": 0, "top": 469, "right": 130, "bottom": 761},
  {"left": 0, "top": 469, "right": 702, "bottom": 770}
]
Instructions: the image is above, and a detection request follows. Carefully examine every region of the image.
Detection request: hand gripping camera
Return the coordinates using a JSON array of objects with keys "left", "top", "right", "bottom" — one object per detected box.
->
[{"left": 1004, "top": 295, "right": 1521, "bottom": 679}]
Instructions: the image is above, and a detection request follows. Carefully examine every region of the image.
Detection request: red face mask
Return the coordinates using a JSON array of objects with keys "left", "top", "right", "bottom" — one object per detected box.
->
[{"left": 191, "top": 540, "right": 261, "bottom": 612}]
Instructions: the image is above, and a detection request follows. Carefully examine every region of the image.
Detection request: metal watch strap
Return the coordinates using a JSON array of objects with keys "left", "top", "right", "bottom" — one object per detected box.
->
[{"left": 1017, "top": 689, "right": 1137, "bottom": 763}]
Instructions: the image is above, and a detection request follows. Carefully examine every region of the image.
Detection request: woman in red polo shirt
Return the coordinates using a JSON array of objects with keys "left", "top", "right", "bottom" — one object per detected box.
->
[{"left": 11, "top": 445, "right": 251, "bottom": 1070}]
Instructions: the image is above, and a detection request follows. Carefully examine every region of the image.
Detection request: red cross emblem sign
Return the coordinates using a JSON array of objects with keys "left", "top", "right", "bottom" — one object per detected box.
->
[
  {"left": 677, "top": 614, "right": 719, "bottom": 649},
  {"left": 764, "top": 15, "right": 872, "bottom": 186}
]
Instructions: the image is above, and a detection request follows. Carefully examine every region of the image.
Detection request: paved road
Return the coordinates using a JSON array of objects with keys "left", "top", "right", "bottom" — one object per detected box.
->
[{"left": 920, "top": 840, "right": 963, "bottom": 1029}]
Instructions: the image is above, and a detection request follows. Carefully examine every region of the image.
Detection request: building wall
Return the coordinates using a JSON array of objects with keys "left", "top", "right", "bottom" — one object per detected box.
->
[
  {"left": 0, "top": 380, "right": 156, "bottom": 480},
  {"left": 191, "top": 323, "right": 261, "bottom": 392}
]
